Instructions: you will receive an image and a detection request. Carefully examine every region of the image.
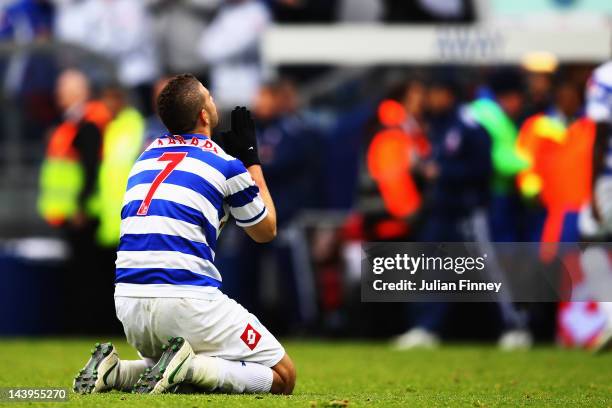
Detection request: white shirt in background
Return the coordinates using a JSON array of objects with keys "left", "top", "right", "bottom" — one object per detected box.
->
[{"left": 198, "top": 0, "right": 270, "bottom": 109}]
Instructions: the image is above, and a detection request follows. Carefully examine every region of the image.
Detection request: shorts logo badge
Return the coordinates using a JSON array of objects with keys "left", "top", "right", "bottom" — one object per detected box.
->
[{"left": 240, "top": 323, "right": 261, "bottom": 350}]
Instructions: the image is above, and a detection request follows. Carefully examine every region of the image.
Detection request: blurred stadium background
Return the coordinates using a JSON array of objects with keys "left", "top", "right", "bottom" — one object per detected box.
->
[{"left": 1, "top": 0, "right": 612, "bottom": 352}]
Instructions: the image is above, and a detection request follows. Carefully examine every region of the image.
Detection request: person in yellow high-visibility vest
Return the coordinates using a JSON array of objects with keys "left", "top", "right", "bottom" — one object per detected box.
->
[
  {"left": 38, "top": 69, "right": 113, "bottom": 334},
  {"left": 38, "top": 69, "right": 111, "bottom": 228},
  {"left": 97, "top": 86, "right": 145, "bottom": 248}
]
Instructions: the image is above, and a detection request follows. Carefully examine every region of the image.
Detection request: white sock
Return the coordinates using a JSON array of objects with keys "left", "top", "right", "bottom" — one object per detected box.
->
[
  {"left": 187, "top": 355, "right": 273, "bottom": 394},
  {"left": 115, "top": 360, "right": 148, "bottom": 391}
]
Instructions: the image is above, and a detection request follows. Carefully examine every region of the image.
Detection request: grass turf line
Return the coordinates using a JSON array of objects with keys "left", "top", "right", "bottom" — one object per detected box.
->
[{"left": 0, "top": 339, "right": 610, "bottom": 407}]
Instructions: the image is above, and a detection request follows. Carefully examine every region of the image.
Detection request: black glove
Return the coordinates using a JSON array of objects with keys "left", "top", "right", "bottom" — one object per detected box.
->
[{"left": 223, "top": 106, "right": 260, "bottom": 167}]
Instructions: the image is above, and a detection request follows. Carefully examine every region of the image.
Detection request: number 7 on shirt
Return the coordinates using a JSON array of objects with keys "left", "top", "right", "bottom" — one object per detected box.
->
[{"left": 137, "top": 152, "right": 187, "bottom": 216}]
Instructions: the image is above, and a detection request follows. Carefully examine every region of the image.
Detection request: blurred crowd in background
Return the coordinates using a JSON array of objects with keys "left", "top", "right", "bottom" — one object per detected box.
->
[{"left": 0, "top": 0, "right": 611, "bottom": 350}]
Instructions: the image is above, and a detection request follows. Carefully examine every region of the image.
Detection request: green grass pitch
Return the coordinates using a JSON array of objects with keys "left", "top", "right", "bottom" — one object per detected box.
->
[{"left": 0, "top": 339, "right": 611, "bottom": 407}]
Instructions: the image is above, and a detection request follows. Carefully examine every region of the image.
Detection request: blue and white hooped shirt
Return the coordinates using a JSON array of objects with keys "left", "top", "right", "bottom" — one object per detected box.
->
[{"left": 114, "top": 133, "right": 267, "bottom": 299}]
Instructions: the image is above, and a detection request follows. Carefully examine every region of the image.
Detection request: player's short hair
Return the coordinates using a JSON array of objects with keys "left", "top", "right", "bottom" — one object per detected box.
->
[{"left": 157, "top": 73, "right": 204, "bottom": 134}]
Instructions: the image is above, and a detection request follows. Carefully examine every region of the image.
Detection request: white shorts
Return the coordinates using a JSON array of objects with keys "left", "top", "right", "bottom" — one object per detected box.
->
[{"left": 114, "top": 293, "right": 285, "bottom": 368}]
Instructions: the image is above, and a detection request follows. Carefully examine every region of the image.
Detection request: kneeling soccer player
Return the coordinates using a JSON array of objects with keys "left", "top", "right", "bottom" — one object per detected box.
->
[{"left": 73, "top": 74, "right": 296, "bottom": 395}]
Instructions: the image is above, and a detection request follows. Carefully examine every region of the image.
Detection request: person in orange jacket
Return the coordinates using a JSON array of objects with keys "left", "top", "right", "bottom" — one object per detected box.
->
[
  {"left": 353, "top": 80, "right": 430, "bottom": 242},
  {"left": 516, "top": 80, "right": 594, "bottom": 260}
]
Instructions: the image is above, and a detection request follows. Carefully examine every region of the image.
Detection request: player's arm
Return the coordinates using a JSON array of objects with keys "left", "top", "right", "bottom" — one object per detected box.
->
[
  {"left": 222, "top": 106, "right": 277, "bottom": 243},
  {"left": 243, "top": 164, "right": 277, "bottom": 242}
]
